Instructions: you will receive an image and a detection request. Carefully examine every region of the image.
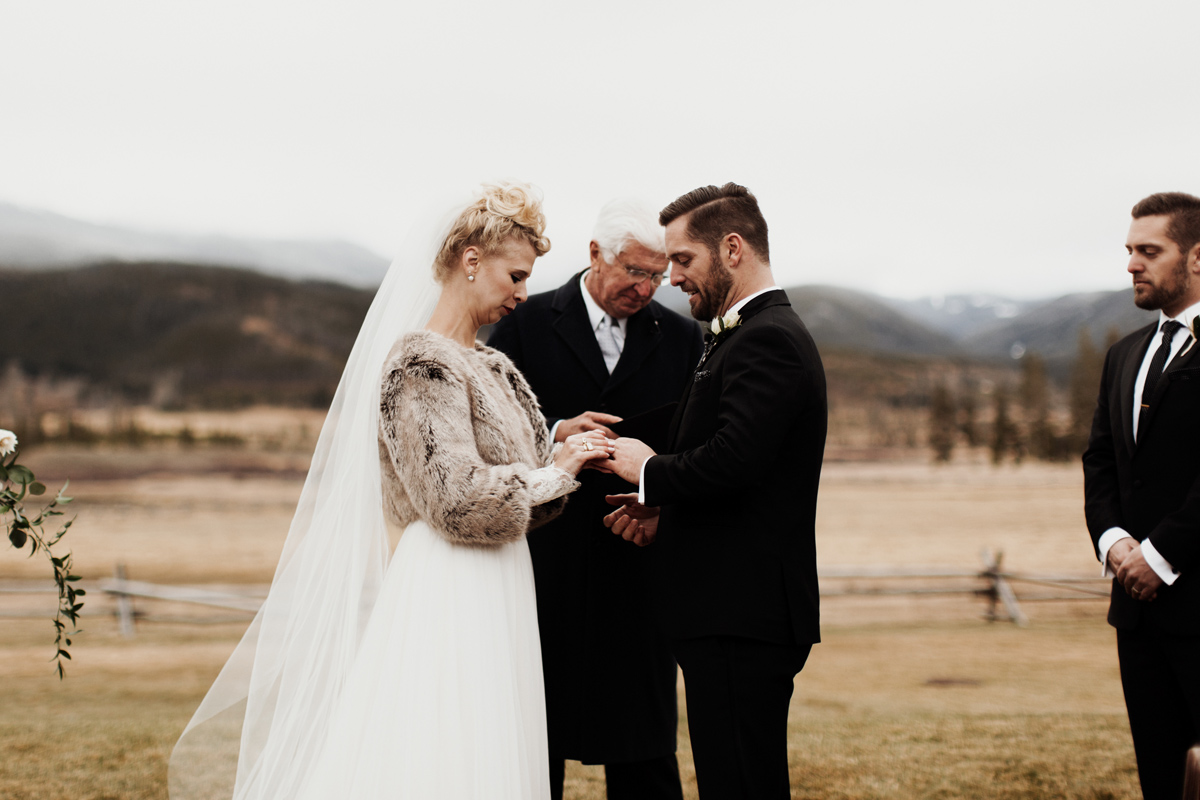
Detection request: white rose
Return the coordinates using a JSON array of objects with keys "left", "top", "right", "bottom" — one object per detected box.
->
[
  {"left": 710, "top": 317, "right": 722, "bottom": 335},
  {"left": 724, "top": 310, "right": 741, "bottom": 329},
  {"left": 0, "top": 429, "right": 16, "bottom": 457}
]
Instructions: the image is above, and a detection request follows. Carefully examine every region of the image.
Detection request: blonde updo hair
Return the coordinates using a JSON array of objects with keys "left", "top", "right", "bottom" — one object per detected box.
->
[{"left": 433, "top": 181, "right": 551, "bottom": 283}]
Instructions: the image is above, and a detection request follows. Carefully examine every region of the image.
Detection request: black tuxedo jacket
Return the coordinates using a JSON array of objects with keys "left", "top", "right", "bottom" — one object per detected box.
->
[
  {"left": 1084, "top": 322, "right": 1200, "bottom": 634},
  {"left": 643, "top": 289, "right": 827, "bottom": 646},
  {"left": 487, "top": 272, "right": 703, "bottom": 764}
]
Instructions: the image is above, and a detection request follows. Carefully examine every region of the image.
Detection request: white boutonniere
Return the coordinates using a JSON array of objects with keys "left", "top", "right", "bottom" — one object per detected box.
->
[
  {"left": 1181, "top": 315, "right": 1200, "bottom": 359},
  {"left": 709, "top": 310, "right": 742, "bottom": 339}
]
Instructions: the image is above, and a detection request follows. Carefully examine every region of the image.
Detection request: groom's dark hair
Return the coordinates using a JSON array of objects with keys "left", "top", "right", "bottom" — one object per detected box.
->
[
  {"left": 659, "top": 183, "right": 770, "bottom": 262},
  {"left": 1132, "top": 192, "right": 1200, "bottom": 254}
]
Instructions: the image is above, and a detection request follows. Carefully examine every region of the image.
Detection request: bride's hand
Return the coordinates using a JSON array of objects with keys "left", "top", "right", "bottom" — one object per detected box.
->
[{"left": 555, "top": 430, "right": 615, "bottom": 476}]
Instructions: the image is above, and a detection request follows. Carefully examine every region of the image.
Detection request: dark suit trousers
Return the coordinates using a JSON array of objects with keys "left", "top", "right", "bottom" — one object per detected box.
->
[
  {"left": 548, "top": 753, "right": 683, "bottom": 800},
  {"left": 672, "top": 636, "right": 812, "bottom": 800},
  {"left": 1118, "top": 626, "right": 1200, "bottom": 800}
]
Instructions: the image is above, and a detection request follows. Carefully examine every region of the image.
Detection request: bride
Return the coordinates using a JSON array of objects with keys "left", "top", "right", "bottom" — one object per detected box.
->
[{"left": 169, "top": 182, "right": 613, "bottom": 800}]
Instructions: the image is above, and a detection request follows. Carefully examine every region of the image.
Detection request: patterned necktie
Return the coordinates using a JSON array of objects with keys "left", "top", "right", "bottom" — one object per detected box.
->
[
  {"left": 597, "top": 315, "right": 623, "bottom": 374},
  {"left": 698, "top": 332, "right": 716, "bottom": 368},
  {"left": 1137, "top": 319, "right": 1184, "bottom": 441}
]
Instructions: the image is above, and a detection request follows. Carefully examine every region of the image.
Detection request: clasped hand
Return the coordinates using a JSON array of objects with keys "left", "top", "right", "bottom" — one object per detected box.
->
[
  {"left": 603, "top": 493, "right": 660, "bottom": 547},
  {"left": 1108, "top": 538, "right": 1162, "bottom": 602}
]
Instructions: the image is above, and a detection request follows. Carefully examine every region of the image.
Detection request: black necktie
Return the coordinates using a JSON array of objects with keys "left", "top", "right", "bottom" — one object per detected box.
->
[{"left": 1137, "top": 320, "right": 1184, "bottom": 441}]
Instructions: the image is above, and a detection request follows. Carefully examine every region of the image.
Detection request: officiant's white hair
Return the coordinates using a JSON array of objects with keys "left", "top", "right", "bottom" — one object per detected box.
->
[{"left": 592, "top": 198, "right": 666, "bottom": 258}]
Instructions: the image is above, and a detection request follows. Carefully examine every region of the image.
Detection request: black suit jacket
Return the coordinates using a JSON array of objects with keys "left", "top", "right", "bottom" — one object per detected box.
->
[
  {"left": 487, "top": 272, "right": 703, "bottom": 764},
  {"left": 1084, "top": 322, "right": 1200, "bottom": 634},
  {"left": 643, "top": 289, "right": 826, "bottom": 646}
]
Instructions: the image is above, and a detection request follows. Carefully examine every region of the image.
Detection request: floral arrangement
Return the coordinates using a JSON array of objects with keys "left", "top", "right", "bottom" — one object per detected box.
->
[{"left": 1, "top": 429, "right": 80, "bottom": 678}]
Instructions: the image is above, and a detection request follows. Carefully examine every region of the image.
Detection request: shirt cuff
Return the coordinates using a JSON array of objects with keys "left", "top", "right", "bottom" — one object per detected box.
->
[
  {"left": 549, "top": 419, "right": 562, "bottom": 444},
  {"left": 1097, "top": 528, "right": 1133, "bottom": 577},
  {"left": 1142, "top": 539, "right": 1181, "bottom": 585},
  {"left": 637, "top": 456, "right": 651, "bottom": 505}
]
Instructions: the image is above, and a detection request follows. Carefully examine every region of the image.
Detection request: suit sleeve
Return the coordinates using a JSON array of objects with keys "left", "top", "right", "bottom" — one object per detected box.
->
[
  {"left": 1082, "top": 347, "right": 1125, "bottom": 558},
  {"left": 643, "top": 322, "right": 819, "bottom": 506}
]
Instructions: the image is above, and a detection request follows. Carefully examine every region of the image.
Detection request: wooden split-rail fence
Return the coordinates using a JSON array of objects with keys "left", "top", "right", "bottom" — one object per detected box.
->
[{"left": 0, "top": 549, "right": 1111, "bottom": 636}]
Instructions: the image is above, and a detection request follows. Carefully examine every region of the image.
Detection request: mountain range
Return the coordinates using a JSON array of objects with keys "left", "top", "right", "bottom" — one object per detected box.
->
[
  {"left": 1, "top": 200, "right": 1157, "bottom": 367},
  {"left": 0, "top": 201, "right": 389, "bottom": 288}
]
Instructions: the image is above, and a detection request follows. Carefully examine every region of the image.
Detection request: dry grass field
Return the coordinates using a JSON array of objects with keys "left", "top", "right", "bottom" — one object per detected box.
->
[{"left": 0, "top": 416, "right": 1139, "bottom": 799}]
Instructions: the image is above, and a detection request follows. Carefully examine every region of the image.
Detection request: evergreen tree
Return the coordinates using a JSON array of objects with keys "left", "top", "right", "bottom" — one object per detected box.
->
[
  {"left": 991, "top": 385, "right": 1015, "bottom": 465},
  {"left": 929, "top": 382, "right": 956, "bottom": 462},
  {"left": 1068, "top": 326, "right": 1105, "bottom": 454},
  {"left": 958, "top": 382, "right": 980, "bottom": 447},
  {"left": 1020, "top": 352, "right": 1052, "bottom": 459}
]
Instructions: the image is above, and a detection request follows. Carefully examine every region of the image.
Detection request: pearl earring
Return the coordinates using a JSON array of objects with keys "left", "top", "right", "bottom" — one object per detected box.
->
[{"left": 467, "top": 274, "right": 475, "bottom": 282}]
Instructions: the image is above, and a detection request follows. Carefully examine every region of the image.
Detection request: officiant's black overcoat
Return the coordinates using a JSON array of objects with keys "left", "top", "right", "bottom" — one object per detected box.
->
[{"left": 488, "top": 272, "right": 703, "bottom": 765}]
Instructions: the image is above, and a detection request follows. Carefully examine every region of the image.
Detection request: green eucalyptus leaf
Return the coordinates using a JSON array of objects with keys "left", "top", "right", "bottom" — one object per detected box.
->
[
  {"left": 28, "top": 482, "right": 45, "bottom": 496},
  {"left": 8, "top": 529, "right": 27, "bottom": 548},
  {"left": 58, "top": 650, "right": 71, "bottom": 660},
  {"left": 6, "top": 465, "right": 34, "bottom": 484},
  {"left": 74, "top": 589, "right": 86, "bottom": 596},
  {"left": 0, "top": 464, "right": 8, "bottom": 482}
]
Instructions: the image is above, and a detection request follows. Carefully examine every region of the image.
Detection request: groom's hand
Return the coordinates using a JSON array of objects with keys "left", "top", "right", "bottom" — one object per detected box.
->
[
  {"left": 555, "top": 411, "right": 622, "bottom": 442},
  {"left": 609, "top": 437, "right": 655, "bottom": 484},
  {"left": 604, "top": 493, "right": 660, "bottom": 547}
]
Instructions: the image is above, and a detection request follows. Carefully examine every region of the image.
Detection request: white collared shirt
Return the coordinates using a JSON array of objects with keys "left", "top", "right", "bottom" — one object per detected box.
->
[
  {"left": 578, "top": 269, "right": 629, "bottom": 342},
  {"left": 547, "top": 271, "right": 629, "bottom": 442},
  {"left": 1096, "top": 301, "right": 1200, "bottom": 586}
]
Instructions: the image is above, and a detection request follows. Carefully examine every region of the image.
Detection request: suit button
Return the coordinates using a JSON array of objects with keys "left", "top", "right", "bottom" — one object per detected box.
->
[{"left": 1133, "top": 479, "right": 1143, "bottom": 489}]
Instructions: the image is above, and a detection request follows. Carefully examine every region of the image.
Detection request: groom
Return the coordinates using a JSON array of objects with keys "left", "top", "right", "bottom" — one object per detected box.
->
[{"left": 605, "top": 183, "right": 826, "bottom": 798}]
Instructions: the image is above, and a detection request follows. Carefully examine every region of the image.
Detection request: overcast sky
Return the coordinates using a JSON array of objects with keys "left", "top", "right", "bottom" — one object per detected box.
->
[{"left": 2, "top": 0, "right": 1197, "bottom": 299}]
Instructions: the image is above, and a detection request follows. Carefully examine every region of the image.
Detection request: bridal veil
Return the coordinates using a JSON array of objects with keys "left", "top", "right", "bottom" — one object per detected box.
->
[{"left": 168, "top": 204, "right": 448, "bottom": 800}]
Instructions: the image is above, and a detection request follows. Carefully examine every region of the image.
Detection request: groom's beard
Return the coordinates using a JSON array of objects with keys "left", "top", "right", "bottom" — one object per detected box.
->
[{"left": 688, "top": 260, "right": 735, "bottom": 322}]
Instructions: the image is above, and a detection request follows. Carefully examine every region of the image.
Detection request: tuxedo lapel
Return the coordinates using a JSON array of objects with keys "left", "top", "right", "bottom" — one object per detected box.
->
[
  {"left": 1121, "top": 326, "right": 1154, "bottom": 454},
  {"left": 605, "top": 306, "right": 663, "bottom": 396},
  {"left": 1140, "top": 331, "right": 1200, "bottom": 442},
  {"left": 666, "top": 290, "right": 791, "bottom": 449},
  {"left": 551, "top": 275, "right": 610, "bottom": 389}
]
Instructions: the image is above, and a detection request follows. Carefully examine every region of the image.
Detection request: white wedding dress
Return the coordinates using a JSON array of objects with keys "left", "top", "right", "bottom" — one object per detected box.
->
[
  {"left": 296, "top": 520, "right": 548, "bottom": 799},
  {"left": 170, "top": 213, "right": 572, "bottom": 800}
]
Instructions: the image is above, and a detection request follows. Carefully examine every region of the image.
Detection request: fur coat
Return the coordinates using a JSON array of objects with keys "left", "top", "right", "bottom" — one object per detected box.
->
[{"left": 378, "top": 330, "right": 576, "bottom": 545}]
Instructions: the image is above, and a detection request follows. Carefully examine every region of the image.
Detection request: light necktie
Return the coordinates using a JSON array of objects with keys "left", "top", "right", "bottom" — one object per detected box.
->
[
  {"left": 597, "top": 315, "right": 623, "bottom": 374},
  {"left": 1137, "top": 319, "right": 1184, "bottom": 441}
]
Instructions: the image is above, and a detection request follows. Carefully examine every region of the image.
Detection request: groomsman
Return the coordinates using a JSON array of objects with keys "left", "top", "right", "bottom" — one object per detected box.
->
[
  {"left": 1084, "top": 192, "right": 1200, "bottom": 800},
  {"left": 488, "top": 199, "right": 703, "bottom": 800},
  {"left": 606, "top": 183, "right": 826, "bottom": 798}
]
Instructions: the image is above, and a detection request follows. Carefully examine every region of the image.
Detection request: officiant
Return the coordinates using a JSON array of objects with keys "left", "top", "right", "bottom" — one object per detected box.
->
[{"left": 488, "top": 198, "right": 703, "bottom": 800}]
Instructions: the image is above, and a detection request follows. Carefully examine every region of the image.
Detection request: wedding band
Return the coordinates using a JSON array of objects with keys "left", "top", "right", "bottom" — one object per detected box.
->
[{"left": 584, "top": 441, "right": 594, "bottom": 451}]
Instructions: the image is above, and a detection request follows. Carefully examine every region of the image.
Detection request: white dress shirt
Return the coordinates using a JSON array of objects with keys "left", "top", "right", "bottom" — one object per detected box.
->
[
  {"left": 636, "top": 287, "right": 783, "bottom": 504},
  {"left": 1096, "top": 301, "right": 1200, "bottom": 585}
]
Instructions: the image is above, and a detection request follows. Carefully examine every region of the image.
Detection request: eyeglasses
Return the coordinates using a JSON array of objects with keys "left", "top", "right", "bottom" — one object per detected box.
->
[{"left": 615, "top": 258, "right": 670, "bottom": 286}]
